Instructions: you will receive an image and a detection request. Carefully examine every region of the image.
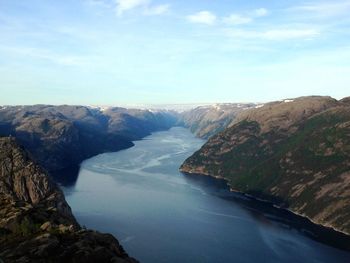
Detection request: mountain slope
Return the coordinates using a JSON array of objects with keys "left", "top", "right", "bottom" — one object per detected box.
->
[
  {"left": 179, "top": 103, "right": 257, "bottom": 139},
  {"left": 0, "top": 105, "right": 176, "bottom": 183},
  {"left": 0, "top": 137, "right": 137, "bottom": 262},
  {"left": 180, "top": 96, "right": 350, "bottom": 234}
]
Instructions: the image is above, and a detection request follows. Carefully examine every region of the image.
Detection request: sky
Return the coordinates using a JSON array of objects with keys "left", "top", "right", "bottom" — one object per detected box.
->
[{"left": 0, "top": 0, "right": 350, "bottom": 105}]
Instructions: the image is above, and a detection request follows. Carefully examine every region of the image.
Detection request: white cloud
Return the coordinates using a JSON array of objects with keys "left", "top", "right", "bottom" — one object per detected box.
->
[
  {"left": 226, "top": 28, "right": 320, "bottom": 41},
  {"left": 115, "top": 0, "right": 149, "bottom": 16},
  {"left": 144, "top": 4, "right": 170, "bottom": 15},
  {"left": 115, "top": 0, "right": 169, "bottom": 16},
  {"left": 253, "top": 8, "right": 268, "bottom": 17},
  {"left": 0, "top": 45, "right": 89, "bottom": 66},
  {"left": 223, "top": 14, "right": 252, "bottom": 25},
  {"left": 223, "top": 8, "right": 268, "bottom": 26},
  {"left": 187, "top": 11, "right": 216, "bottom": 25},
  {"left": 262, "top": 29, "right": 320, "bottom": 40}
]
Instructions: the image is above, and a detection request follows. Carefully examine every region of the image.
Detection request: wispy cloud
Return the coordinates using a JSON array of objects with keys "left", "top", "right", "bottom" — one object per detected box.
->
[
  {"left": 187, "top": 8, "right": 268, "bottom": 26},
  {"left": 252, "top": 8, "right": 268, "bottom": 17},
  {"left": 289, "top": 1, "right": 350, "bottom": 17},
  {"left": 144, "top": 4, "right": 170, "bottom": 16},
  {"left": 86, "top": 0, "right": 113, "bottom": 8},
  {"left": 187, "top": 11, "right": 217, "bottom": 25},
  {"left": 115, "top": 0, "right": 169, "bottom": 16},
  {"left": 116, "top": 0, "right": 148, "bottom": 15},
  {"left": 261, "top": 29, "right": 320, "bottom": 40},
  {"left": 223, "top": 14, "right": 252, "bottom": 25},
  {"left": 186, "top": 6, "right": 323, "bottom": 43},
  {"left": 225, "top": 28, "right": 320, "bottom": 41},
  {"left": 0, "top": 45, "right": 90, "bottom": 66},
  {"left": 223, "top": 8, "right": 268, "bottom": 25}
]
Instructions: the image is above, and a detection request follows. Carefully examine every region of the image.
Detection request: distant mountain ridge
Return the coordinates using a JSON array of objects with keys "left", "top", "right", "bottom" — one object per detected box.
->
[
  {"left": 0, "top": 105, "right": 177, "bottom": 183},
  {"left": 178, "top": 103, "right": 259, "bottom": 139},
  {"left": 180, "top": 96, "right": 350, "bottom": 235},
  {"left": 0, "top": 103, "right": 259, "bottom": 183}
]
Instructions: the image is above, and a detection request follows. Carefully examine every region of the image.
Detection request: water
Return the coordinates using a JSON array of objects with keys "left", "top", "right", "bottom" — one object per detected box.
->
[{"left": 63, "top": 127, "right": 350, "bottom": 263}]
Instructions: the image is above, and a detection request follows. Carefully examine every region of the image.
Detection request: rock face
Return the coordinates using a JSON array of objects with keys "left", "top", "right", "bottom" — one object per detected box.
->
[
  {"left": 0, "top": 105, "right": 177, "bottom": 182},
  {"left": 0, "top": 137, "right": 137, "bottom": 262},
  {"left": 179, "top": 103, "right": 258, "bottom": 139},
  {"left": 181, "top": 96, "right": 350, "bottom": 235}
]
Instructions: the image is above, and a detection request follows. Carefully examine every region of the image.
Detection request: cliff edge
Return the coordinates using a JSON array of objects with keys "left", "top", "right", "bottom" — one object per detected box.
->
[{"left": 0, "top": 137, "right": 137, "bottom": 262}]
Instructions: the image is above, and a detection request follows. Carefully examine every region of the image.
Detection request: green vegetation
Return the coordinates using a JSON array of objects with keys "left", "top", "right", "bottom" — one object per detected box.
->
[
  {"left": 182, "top": 101, "right": 350, "bottom": 234},
  {"left": 14, "top": 218, "right": 40, "bottom": 236}
]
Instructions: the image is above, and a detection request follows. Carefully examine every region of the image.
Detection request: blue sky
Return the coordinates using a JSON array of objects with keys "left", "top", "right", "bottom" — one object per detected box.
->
[{"left": 0, "top": 0, "right": 350, "bottom": 105}]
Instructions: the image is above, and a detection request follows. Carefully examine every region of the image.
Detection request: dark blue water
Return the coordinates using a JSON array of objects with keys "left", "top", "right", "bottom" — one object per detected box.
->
[{"left": 63, "top": 127, "right": 350, "bottom": 263}]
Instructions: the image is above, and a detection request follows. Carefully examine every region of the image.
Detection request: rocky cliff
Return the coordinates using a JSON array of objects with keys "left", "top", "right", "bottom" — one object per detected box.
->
[
  {"left": 0, "top": 137, "right": 137, "bottom": 262},
  {"left": 181, "top": 96, "right": 350, "bottom": 235}
]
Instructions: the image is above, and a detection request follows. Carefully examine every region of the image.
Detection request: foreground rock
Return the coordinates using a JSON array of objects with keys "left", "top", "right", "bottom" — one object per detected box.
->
[
  {"left": 0, "top": 137, "right": 137, "bottom": 262},
  {"left": 181, "top": 96, "right": 350, "bottom": 235}
]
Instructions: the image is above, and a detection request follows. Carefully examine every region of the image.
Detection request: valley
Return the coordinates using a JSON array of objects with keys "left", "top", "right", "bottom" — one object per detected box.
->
[
  {"left": 63, "top": 127, "right": 350, "bottom": 263},
  {"left": 1, "top": 96, "right": 350, "bottom": 262}
]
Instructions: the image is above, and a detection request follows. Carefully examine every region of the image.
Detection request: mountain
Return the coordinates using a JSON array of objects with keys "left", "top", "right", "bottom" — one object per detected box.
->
[
  {"left": 0, "top": 137, "right": 137, "bottom": 262},
  {"left": 104, "top": 107, "right": 178, "bottom": 139},
  {"left": 0, "top": 105, "right": 177, "bottom": 183},
  {"left": 178, "top": 103, "right": 258, "bottom": 139},
  {"left": 0, "top": 102, "right": 260, "bottom": 176},
  {"left": 180, "top": 96, "right": 350, "bottom": 235}
]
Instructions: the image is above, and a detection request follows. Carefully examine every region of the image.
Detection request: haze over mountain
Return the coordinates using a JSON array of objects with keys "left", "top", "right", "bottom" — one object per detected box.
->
[{"left": 178, "top": 103, "right": 260, "bottom": 139}]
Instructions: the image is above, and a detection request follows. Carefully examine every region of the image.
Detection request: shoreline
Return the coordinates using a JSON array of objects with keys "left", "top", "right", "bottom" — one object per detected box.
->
[
  {"left": 53, "top": 127, "right": 181, "bottom": 186},
  {"left": 180, "top": 169, "right": 350, "bottom": 245}
]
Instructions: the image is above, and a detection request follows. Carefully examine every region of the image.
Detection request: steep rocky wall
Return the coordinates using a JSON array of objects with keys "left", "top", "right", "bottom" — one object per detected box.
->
[{"left": 0, "top": 137, "right": 137, "bottom": 262}]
